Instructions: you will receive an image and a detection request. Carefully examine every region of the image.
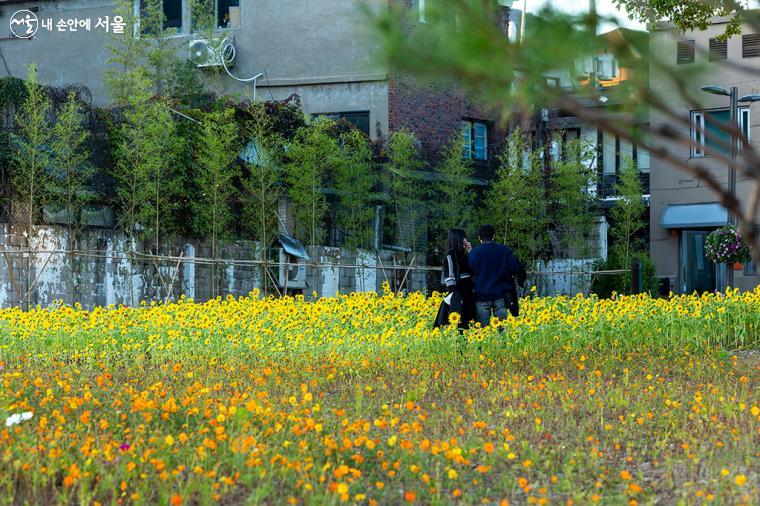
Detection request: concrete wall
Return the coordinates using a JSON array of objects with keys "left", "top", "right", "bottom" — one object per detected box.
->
[
  {"left": 649, "top": 20, "right": 760, "bottom": 292},
  {"left": 534, "top": 258, "right": 597, "bottom": 297},
  {"left": 0, "top": 223, "right": 419, "bottom": 309},
  {"left": 0, "top": 1, "right": 116, "bottom": 101},
  {"left": 0, "top": 0, "right": 389, "bottom": 139}
]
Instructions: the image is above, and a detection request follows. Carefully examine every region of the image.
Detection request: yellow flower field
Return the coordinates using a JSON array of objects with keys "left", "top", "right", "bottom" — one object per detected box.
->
[{"left": 1, "top": 287, "right": 758, "bottom": 504}]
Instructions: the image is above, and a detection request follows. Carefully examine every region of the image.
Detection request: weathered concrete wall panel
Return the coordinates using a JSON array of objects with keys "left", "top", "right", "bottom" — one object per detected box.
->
[{"left": 0, "top": 224, "right": 419, "bottom": 308}]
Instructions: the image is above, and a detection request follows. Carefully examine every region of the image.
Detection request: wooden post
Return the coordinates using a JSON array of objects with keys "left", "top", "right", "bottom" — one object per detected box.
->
[{"left": 631, "top": 257, "right": 640, "bottom": 294}]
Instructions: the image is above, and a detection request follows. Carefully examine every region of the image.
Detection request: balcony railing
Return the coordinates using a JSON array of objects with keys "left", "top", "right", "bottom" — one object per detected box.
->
[{"left": 599, "top": 171, "right": 650, "bottom": 198}]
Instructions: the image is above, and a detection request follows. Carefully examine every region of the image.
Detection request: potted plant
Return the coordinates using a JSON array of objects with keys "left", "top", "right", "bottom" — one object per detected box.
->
[{"left": 705, "top": 225, "right": 752, "bottom": 268}]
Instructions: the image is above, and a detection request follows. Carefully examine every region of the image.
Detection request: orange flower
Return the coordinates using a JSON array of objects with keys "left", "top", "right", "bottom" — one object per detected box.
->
[
  {"left": 404, "top": 490, "right": 417, "bottom": 503},
  {"left": 170, "top": 495, "right": 183, "bottom": 506}
]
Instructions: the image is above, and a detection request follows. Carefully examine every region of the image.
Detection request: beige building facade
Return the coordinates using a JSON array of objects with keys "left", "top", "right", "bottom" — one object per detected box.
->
[{"left": 649, "top": 18, "right": 760, "bottom": 293}]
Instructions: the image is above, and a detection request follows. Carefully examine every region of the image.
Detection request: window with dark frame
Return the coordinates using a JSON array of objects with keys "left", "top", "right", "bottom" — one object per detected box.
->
[
  {"left": 314, "top": 111, "right": 370, "bottom": 137},
  {"left": 461, "top": 120, "right": 488, "bottom": 161},
  {"left": 691, "top": 108, "right": 750, "bottom": 157},
  {"left": 598, "top": 128, "right": 650, "bottom": 197},
  {"left": 137, "top": 0, "right": 243, "bottom": 32},
  {"left": 139, "top": 0, "right": 182, "bottom": 31},
  {"left": 677, "top": 40, "right": 695, "bottom": 64},
  {"left": 217, "top": 0, "right": 240, "bottom": 28}
]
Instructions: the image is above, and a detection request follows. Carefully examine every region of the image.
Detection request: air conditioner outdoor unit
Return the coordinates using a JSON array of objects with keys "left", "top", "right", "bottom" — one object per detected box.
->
[
  {"left": 189, "top": 38, "right": 236, "bottom": 68},
  {"left": 278, "top": 248, "right": 307, "bottom": 289}
]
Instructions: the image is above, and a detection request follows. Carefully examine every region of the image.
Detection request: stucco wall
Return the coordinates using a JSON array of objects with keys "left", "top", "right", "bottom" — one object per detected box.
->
[
  {"left": 0, "top": 0, "right": 389, "bottom": 138},
  {"left": 0, "top": 223, "right": 416, "bottom": 309},
  {"left": 648, "top": 20, "right": 760, "bottom": 292}
]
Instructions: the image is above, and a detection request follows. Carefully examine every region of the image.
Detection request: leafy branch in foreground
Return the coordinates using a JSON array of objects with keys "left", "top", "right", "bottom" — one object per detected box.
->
[
  {"left": 371, "top": 0, "right": 760, "bottom": 266},
  {"left": 613, "top": 0, "right": 747, "bottom": 39}
]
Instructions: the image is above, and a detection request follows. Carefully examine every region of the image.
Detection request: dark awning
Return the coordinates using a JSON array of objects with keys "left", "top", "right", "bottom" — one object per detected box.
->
[
  {"left": 660, "top": 203, "right": 727, "bottom": 229},
  {"left": 277, "top": 234, "right": 310, "bottom": 261}
]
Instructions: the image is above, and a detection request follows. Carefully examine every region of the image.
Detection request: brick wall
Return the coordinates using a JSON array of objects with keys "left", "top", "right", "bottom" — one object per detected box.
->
[{"left": 387, "top": 1, "right": 510, "bottom": 179}]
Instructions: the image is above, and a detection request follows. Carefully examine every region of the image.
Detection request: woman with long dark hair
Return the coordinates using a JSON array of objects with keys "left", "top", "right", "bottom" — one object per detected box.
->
[{"left": 433, "top": 228, "right": 476, "bottom": 330}]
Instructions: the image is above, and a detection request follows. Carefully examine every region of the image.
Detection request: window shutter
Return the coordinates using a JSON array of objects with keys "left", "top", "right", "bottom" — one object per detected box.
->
[
  {"left": 742, "top": 34, "right": 760, "bottom": 58},
  {"left": 709, "top": 38, "right": 728, "bottom": 61},
  {"left": 677, "top": 40, "right": 695, "bottom": 64}
]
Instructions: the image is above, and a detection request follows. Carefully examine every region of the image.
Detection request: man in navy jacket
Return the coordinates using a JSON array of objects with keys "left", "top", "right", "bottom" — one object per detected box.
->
[{"left": 468, "top": 224, "right": 524, "bottom": 326}]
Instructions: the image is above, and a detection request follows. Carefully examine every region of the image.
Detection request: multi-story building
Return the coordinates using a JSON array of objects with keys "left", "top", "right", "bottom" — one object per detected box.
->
[
  {"left": 534, "top": 27, "right": 651, "bottom": 262},
  {"left": 649, "top": 16, "right": 760, "bottom": 293},
  {"left": 1, "top": 0, "right": 514, "bottom": 256},
  {"left": 0, "top": 0, "right": 507, "bottom": 167}
]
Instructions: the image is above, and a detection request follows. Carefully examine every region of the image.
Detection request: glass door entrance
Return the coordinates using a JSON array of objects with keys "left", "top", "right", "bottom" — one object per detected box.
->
[{"left": 681, "top": 231, "right": 717, "bottom": 293}]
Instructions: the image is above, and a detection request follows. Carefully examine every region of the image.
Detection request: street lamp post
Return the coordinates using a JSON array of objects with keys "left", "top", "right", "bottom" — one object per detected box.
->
[{"left": 700, "top": 85, "right": 760, "bottom": 289}]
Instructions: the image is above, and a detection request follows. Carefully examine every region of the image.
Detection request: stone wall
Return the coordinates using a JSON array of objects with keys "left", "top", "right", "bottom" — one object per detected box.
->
[{"left": 0, "top": 224, "right": 427, "bottom": 309}]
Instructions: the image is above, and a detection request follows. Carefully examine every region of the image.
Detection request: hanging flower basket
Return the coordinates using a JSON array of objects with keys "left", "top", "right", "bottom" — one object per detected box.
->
[{"left": 705, "top": 225, "right": 752, "bottom": 265}]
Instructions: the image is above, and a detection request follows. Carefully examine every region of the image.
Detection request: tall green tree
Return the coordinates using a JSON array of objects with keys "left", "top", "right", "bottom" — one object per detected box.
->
[
  {"left": 49, "top": 91, "right": 95, "bottom": 248},
  {"left": 242, "top": 103, "right": 283, "bottom": 294},
  {"left": 608, "top": 156, "right": 646, "bottom": 277},
  {"left": 113, "top": 73, "right": 182, "bottom": 252},
  {"left": 139, "top": 98, "right": 183, "bottom": 253},
  {"left": 386, "top": 130, "right": 425, "bottom": 251},
  {"left": 431, "top": 135, "right": 475, "bottom": 243},
  {"left": 285, "top": 117, "right": 340, "bottom": 247},
  {"left": 12, "top": 65, "right": 52, "bottom": 239},
  {"left": 485, "top": 128, "right": 547, "bottom": 267},
  {"left": 335, "top": 130, "right": 376, "bottom": 249},
  {"left": 111, "top": 70, "right": 183, "bottom": 303},
  {"left": 194, "top": 107, "right": 241, "bottom": 298},
  {"left": 548, "top": 137, "right": 598, "bottom": 259},
  {"left": 11, "top": 66, "right": 52, "bottom": 308}
]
